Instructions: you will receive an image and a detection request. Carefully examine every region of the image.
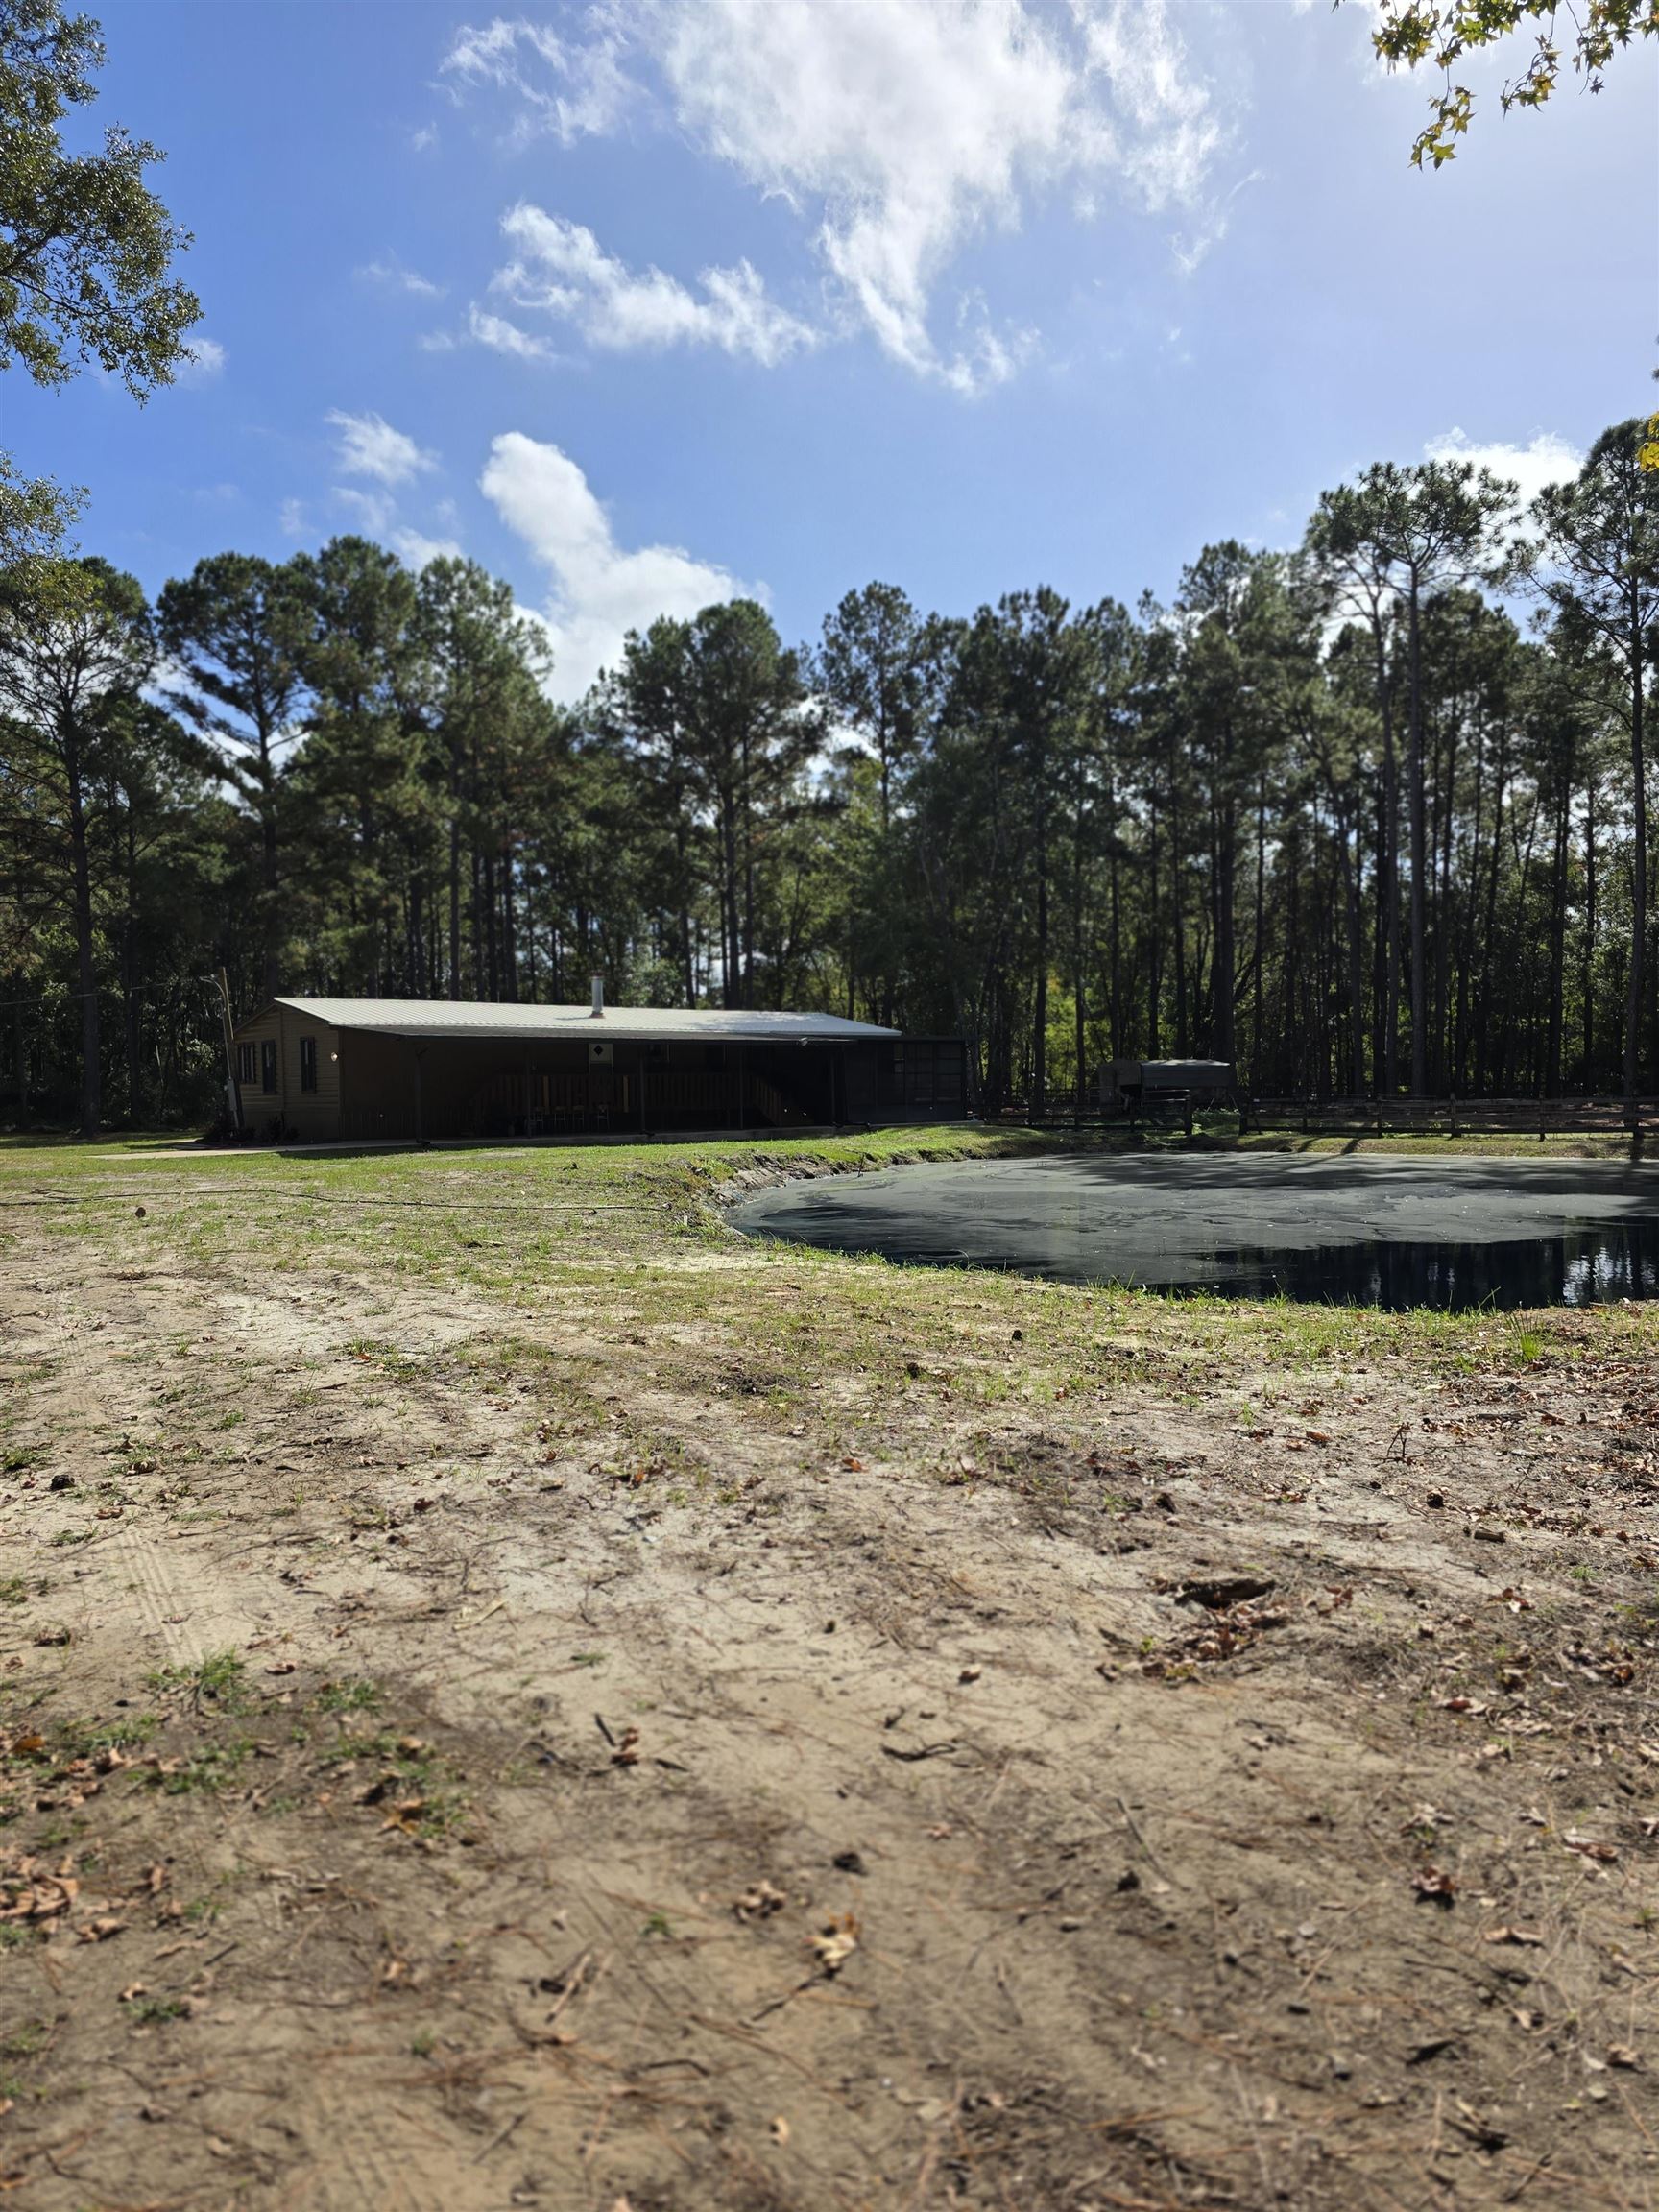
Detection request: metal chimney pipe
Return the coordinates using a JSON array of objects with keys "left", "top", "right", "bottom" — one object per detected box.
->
[{"left": 589, "top": 974, "right": 604, "bottom": 1019}]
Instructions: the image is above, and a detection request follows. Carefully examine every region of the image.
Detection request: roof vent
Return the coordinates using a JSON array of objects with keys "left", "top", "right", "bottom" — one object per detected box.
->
[{"left": 590, "top": 974, "right": 604, "bottom": 1019}]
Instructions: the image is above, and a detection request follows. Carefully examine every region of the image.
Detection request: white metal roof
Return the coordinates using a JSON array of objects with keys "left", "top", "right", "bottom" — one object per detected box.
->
[{"left": 267, "top": 997, "right": 899, "bottom": 1043}]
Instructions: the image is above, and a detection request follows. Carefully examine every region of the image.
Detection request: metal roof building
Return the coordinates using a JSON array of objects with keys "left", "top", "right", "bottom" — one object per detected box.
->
[{"left": 227, "top": 989, "right": 966, "bottom": 1143}]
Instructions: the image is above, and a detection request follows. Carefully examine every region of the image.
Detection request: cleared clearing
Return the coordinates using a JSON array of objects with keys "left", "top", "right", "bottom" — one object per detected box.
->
[{"left": 0, "top": 1127, "right": 1656, "bottom": 2211}]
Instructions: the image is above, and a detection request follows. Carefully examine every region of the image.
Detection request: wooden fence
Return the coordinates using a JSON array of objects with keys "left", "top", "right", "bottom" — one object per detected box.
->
[
  {"left": 1004, "top": 1093, "right": 1659, "bottom": 1142},
  {"left": 1239, "top": 1096, "right": 1658, "bottom": 1141}
]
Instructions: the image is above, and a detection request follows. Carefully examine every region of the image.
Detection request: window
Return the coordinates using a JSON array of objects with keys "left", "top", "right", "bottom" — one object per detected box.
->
[
  {"left": 236, "top": 1043, "right": 256, "bottom": 1084},
  {"left": 300, "top": 1036, "right": 318, "bottom": 1093},
  {"left": 261, "top": 1038, "right": 277, "bottom": 1094}
]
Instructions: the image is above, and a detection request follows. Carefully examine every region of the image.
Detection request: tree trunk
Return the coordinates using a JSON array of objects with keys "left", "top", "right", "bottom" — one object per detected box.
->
[
  {"left": 1108, "top": 772, "right": 1122, "bottom": 1059},
  {"left": 1346, "top": 816, "right": 1366, "bottom": 1095},
  {"left": 1171, "top": 782, "right": 1188, "bottom": 1057},
  {"left": 259, "top": 731, "right": 280, "bottom": 1000},
  {"left": 1583, "top": 776, "right": 1598, "bottom": 1085},
  {"left": 447, "top": 813, "right": 462, "bottom": 999},
  {"left": 1250, "top": 776, "right": 1265, "bottom": 1086},
  {"left": 1214, "top": 796, "right": 1237, "bottom": 1068},
  {"left": 1032, "top": 776, "right": 1049, "bottom": 1118},
  {"left": 1625, "top": 591, "right": 1647, "bottom": 1105},
  {"left": 1146, "top": 794, "right": 1161, "bottom": 1058},
  {"left": 501, "top": 830, "right": 518, "bottom": 1001},
  {"left": 1407, "top": 576, "right": 1427, "bottom": 1095},
  {"left": 1368, "top": 617, "right": 1401, "bottom": 1094},
  {"left": 122, "top": 934, "right": 142, "bottom": 1124},
  {"left": 1546, "top": 771, "right": 1569, "bottom": 1097},
  {"left": 63, "top": 717, "right": 100, "bottom": 1136}
]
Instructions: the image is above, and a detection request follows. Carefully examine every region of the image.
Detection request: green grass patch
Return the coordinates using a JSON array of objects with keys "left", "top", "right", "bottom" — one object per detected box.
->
[
  {"left": 316, "top": 1677, "right": 382, "bottom": 1715},
  {"left": 145, "top": 1650, "right": 248, "bottom": 1713},
  {"left": 1, "top": 1125, "right": 1654, "bottom": 1428},
  {"left": 147, "top": 1739, "right": 254, "bottom": 1796}
]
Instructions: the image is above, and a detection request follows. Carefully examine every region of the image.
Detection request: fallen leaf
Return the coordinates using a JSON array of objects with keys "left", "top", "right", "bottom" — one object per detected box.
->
[
  {"left": 1563, "top": 1831, "right": 1619, "bottom": 1863},
  {"left": 1412, "top": 1866, "right": 1456, "bottom": 1907},
  {"left": 810, "top": 1914, "right": 858, "bottom": 1976},
  {"left": 1174, "top": 1575, "right": 1276, "bottom": 1611},
  {"left": 735, "top": 1879, "right": 787, "bottom": 1922},
  {"left": 1482, "top": 1925, "right": 1544, "bottom": 1947},
  {"left": 1406, "top": 2035, "right": 1459, "bottom": 2065}
]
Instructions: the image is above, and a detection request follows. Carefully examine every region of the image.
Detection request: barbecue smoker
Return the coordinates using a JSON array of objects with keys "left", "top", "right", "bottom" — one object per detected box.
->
[{"left": 1098, "top": 1059, "right": 1235, "bottom": 1124}]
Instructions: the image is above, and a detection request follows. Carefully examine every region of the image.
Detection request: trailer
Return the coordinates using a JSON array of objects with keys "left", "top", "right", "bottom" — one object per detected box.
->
[{"left": 1098, "top": 1059, "right": 1235, "bottom": 1123}]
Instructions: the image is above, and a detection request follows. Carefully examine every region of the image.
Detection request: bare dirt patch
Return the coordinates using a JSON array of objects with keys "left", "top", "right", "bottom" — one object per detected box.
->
[{"left": 1, "top": 1142, "right": 1656, "bottom": 2210}]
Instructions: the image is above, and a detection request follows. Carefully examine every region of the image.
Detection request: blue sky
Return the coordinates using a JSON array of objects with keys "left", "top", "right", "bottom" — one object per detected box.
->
[{"left": 18, "top": 0, "right": 1654, "bottom": 697}]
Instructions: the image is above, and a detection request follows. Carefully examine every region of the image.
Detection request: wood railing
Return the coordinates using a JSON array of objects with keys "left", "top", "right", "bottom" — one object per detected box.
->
[
  {"left": 472, "top": 1068, "right": 813, "bottom": 1134},
  {"left": 1240, "top": 1096, "right": 1658, "bottom": 1140},
  {"left": 1002, "top": 1092, "right": 1658, "bottom": 1141}
]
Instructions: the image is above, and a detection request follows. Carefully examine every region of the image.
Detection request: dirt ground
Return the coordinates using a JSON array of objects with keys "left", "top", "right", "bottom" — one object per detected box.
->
[{"left": 1, "top": 1132, "right": 1657, "bottom": 2212}]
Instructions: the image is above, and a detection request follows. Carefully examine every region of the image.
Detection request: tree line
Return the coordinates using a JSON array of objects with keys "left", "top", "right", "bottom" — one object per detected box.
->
[
  {"left": 2, "top": 1, "right": 1655, "bottom": 1134},
  {"left": 0, "top": 415, "right": 1654, "bottom": 1132}
]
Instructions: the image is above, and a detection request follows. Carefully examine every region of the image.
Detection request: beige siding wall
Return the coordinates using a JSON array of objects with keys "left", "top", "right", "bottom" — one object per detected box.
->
[{"left": 229, "top": 1005, "right": 341, "bottom": 1139}]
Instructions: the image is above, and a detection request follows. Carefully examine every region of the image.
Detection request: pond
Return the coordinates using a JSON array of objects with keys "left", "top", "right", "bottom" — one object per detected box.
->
[{"left": 730, "top": 1153, "right": 1659, "bottom": 1310}]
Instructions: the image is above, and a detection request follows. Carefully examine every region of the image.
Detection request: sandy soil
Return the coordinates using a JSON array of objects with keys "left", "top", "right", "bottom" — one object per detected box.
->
[{"left": 2, "top": 1153, "right": 1657, "bottom": 2211}]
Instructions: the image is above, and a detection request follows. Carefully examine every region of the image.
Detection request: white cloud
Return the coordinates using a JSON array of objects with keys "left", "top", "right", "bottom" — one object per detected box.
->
[
  {"left": 359, "top": 256, "right": 445, "bottom": 300},
  {"left": 487, "top": 204, "right": 817, "bottom": 364},
  {"left": 392, "top": 526, "right": 465, "bottom": 569},
  {"left": 1424, "top": 428, "right": 1584, "bottom": 506},
  {"left": 1170, "top": 166, "right": 1263, "bottom": 277},
  {"left": 444, "top": 0, "right": 1222, "bottom": 392},
  {"left": 278, "top": 497, "right": 307, "bottom": 539},
  {"left": 465, "top": 301, "right": 562, "bottom": 362},
  {"left": 177, "top": 335, "right": 227, "bottom": 382},
  {"left": 326, "top": 409, "right": 439, "bottom": 488},
  {"left": 441, "top": 11, "right": 634, "bottom": 145},
  {"left": 480, "top": 430, "right": 758, "bottom": 698},
  {"left": 333, "top": 485, "right": 395, "bottom": 535},
  {"left": 323, "top": 467, "right": 459, "bottom": 565}
]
